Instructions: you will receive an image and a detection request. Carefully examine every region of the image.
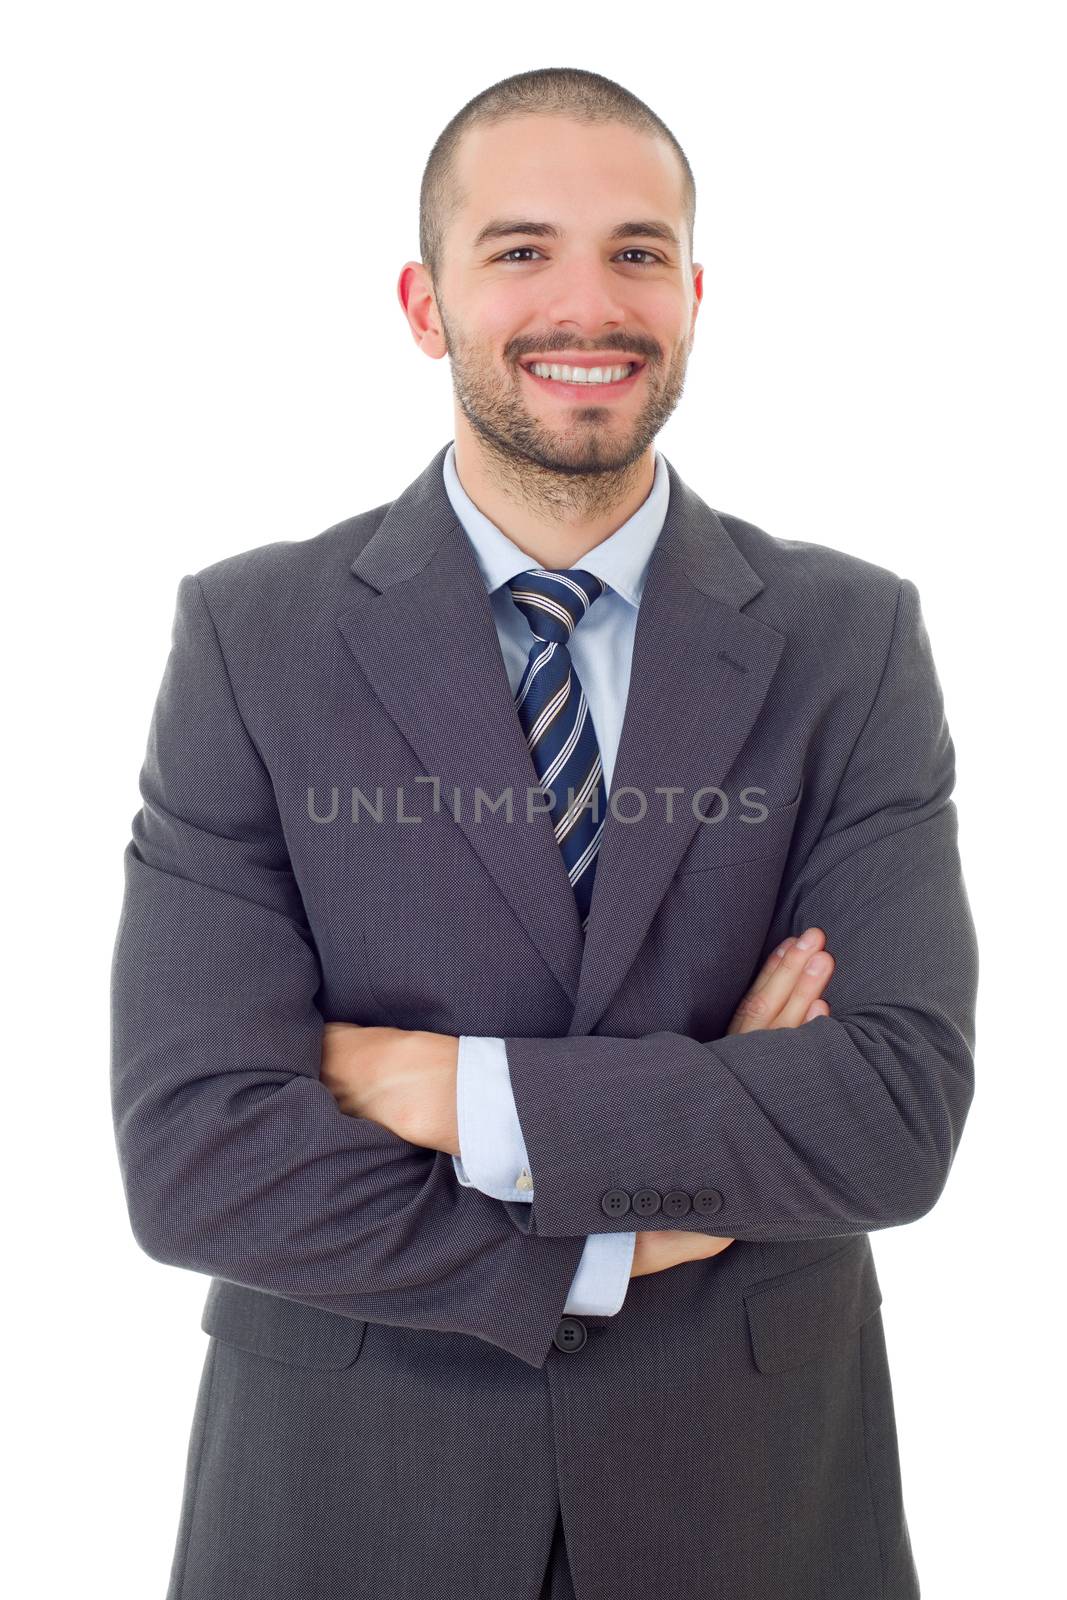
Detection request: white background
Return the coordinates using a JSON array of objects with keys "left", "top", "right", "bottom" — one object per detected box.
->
[{"left": 4, "top": 2, "right": 1063, "bottom": 1594}]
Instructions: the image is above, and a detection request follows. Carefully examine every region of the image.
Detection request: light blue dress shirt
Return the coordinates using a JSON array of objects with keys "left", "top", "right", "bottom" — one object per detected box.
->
[{"left": 442, "top": 440, "right": 671, "bottom": 1316}]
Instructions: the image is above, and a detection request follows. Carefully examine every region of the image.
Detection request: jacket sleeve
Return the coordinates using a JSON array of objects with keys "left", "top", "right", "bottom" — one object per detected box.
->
[
  {"left": 454, "top": 1034, "right": 636, "bottom": 1313},
  {"left": 502, "top": 578, "right": 979, "bottom": 1244},
  {"left": 109, "top": 573, "right": 587, "bottom": 1370}
]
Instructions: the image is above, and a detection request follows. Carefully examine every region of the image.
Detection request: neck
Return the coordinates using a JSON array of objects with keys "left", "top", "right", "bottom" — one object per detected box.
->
[{"left": 451, "top": 424, "right": 656, "bottom": 569}]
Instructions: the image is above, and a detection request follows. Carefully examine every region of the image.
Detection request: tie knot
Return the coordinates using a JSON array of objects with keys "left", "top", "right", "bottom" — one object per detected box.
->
[{"left": 505, "top": 567, "right": 606, "bottom": 645}]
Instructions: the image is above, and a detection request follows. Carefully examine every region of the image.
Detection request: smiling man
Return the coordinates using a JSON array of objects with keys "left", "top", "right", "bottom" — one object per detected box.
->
[
  {"left": 409, "top": 108, "right": 696, "bottom": 556},
  {"left": 111, "top": 67, "right": 978, "bottom": 1600}
]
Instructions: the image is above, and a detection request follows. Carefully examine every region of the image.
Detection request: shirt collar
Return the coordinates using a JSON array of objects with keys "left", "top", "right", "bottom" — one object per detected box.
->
[{"left": 442, "top": 440, "right": 670, "bottom": 609}]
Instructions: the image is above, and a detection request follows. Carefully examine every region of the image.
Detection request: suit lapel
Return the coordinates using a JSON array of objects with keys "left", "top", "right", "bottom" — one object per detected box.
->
[
  {"left": 567, "top": 466, "right": 786, "bottom": 1034},
  {"left": 336, "top": 445, "right": 586, "bottom": 1005},
  {"left": 335, "top": 444, "right": 786, "bottom": 1032}
]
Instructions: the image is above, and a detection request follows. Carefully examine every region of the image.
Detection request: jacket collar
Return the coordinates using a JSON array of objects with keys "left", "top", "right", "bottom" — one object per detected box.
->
[{"left": 441, "top": 439, "right": 669, "bottom": 611}]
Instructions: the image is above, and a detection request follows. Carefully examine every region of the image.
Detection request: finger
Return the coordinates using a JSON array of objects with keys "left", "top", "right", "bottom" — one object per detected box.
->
[
  {"left": 804, "top": 999, "right": 830, "bottom": 1022},
  {"left": 747, "top": 936, "right": 798, "bottom": 995},
  {"left": 775, "top": 950, "right": 835, "bottom": 1029},
  {"left": 732, "top": 928, "right": 826, "bottom": 1032},
  {"left": 725, "top": 941, "right": 800, "bottom": 1034}
]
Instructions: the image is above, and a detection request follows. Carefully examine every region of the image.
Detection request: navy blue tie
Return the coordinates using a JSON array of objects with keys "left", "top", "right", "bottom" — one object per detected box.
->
[{"left": 505, "top": 567, "right": 608, "bottom": 933}]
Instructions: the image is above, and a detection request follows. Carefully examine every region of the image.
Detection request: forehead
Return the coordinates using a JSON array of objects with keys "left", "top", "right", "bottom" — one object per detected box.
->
[{"left": 452, "top": 115, "right": 685, "bottom": 240}]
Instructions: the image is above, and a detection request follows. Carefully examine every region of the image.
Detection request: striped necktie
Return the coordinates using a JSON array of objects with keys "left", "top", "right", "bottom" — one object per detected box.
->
[{"left": 505, "top": 567, "right": 608, "bottom": 933}]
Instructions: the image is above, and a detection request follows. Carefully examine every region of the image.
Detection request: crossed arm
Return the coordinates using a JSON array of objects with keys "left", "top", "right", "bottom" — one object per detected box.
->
[
  {"left": 319, "top": 927, "right": 840, "bottom": 1283},
  {"left": 319, "top": 927, "right": 838, "bottom": 1160}
]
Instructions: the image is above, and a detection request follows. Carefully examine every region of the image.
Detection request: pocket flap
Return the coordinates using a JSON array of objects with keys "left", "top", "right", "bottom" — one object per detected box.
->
[
  {"left": 675, "top": 783, "right": 804, "bottom": 875},
  {"left": 743, "top": 1237, "right": 882, "bottom": 1374},
  {"left": 201, "top": 1279, "right": 368, "bottom": 1369}
]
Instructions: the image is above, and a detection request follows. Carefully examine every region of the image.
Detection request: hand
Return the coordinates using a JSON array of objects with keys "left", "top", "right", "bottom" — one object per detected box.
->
[
  {"left": 726, "top": 928, "right": 834, "bottom": 1033},
  {"left": 629, "top": 1228, "right": 736, "bottom": 1278},
  {"left": 319, "top": 1023, "right": 461, "bottom": 1155},
  {"left": 631, "top": 927, "right": 835, "bottom": 1279}
]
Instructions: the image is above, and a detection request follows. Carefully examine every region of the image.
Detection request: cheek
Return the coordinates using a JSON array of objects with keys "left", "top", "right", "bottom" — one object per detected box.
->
[{"left": 474, "top": 286, "right": 543, "bottom": 340}]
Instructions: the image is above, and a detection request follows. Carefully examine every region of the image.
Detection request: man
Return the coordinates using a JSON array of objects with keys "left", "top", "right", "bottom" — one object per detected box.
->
[{"left": 110, "top": 66, "right": 977, "bottom": 1600}]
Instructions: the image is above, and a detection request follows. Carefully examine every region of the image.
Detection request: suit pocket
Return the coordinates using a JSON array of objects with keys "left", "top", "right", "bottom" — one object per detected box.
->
[
  {"left": 675, "top": 782, "right": 804, "bottom": 875},
  {"left": 743, "top": 1236, "right": 883, "bottom": 1374},
  {"left": 201, "top": 1279, "right": 368, "bottom": 1369}
]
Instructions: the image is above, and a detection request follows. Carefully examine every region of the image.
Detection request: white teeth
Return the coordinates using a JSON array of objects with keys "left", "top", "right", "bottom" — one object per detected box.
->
[{"left": 527, "top": 361, "right": 636, "bottom": 384}]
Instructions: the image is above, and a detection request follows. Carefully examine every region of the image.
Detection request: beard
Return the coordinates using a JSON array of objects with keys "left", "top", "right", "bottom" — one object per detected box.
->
[{"left": 437, "top": 303, "right": 691, "bottom": 520}]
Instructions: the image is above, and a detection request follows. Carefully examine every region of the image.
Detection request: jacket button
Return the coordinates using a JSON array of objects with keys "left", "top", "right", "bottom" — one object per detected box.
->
[
  {"left": 694, "top": 1188, "right": 724, "bottom": 1214},
  {"left": 662, "top": 1190, "right": 692, "bottom": 1215},
  {"left": 553, "top": 1317, "right": 587, "bottom": 1352},
  {"left": 632, "top": 1189, "right": 662, "bottom": 1215},
  {"left": 600, "top": 1188, "right": 631, "bottom": 1217}
]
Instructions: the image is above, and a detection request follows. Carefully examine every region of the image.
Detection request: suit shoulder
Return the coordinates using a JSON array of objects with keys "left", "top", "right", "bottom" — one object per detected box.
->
[
  {"left": 714, "top": 508, "right": 911, "bottom": 686},
  {"left": 181, "top": 499, "right": 395, "bottom": 649},
  {"left": 717, "top": 508, "right": 904, "bottom": 605},
  {"left": 190, "top": 502, "right": 390, "bottom": 615},
  {"left": 716, "top": 508, "right": 908, "bottom": 627},
  {"left": 175, "top": 501, "right": 392, "bottom": 679}
]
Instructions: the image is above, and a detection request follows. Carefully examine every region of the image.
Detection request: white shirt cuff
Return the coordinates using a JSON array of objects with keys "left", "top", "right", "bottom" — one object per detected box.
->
[{"left": 451, "top": 1034, "right": 535, "bottom": 1201}]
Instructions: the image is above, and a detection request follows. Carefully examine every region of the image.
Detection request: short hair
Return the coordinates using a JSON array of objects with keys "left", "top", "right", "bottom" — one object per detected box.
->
[{"left": 418, "top": 67, "right": 696, "bottom": 288}]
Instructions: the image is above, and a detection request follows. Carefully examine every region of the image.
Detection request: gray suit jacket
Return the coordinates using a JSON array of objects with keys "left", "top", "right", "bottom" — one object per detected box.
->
[{"left": 110, "top": 441, "right": 978, "bottom": 1600}]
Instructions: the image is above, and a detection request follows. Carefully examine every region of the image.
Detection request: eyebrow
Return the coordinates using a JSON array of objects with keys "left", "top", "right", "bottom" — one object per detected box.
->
[{"left": 473, "top": 218, "right": 680, "bottom": 250}]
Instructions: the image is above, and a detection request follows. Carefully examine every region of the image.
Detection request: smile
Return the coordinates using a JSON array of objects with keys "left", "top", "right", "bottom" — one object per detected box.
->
[{"left": 520, "top": 360, "right": 644, "bottom": 399}]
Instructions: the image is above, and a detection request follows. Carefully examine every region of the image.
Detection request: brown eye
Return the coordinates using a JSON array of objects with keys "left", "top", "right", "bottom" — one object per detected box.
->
[{"left": 495, "top": 247, "right": 663, "bottom": 266}]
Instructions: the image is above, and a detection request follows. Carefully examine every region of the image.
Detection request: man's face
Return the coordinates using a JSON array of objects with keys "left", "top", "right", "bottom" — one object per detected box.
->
[{"left": 432, "top": 114, "right": 702, "bottom": 478}]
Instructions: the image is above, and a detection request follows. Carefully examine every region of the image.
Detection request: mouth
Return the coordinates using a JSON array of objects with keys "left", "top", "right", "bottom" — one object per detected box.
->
[{"left": 519, "top": 357, "right": 645, "bottom": 400}]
